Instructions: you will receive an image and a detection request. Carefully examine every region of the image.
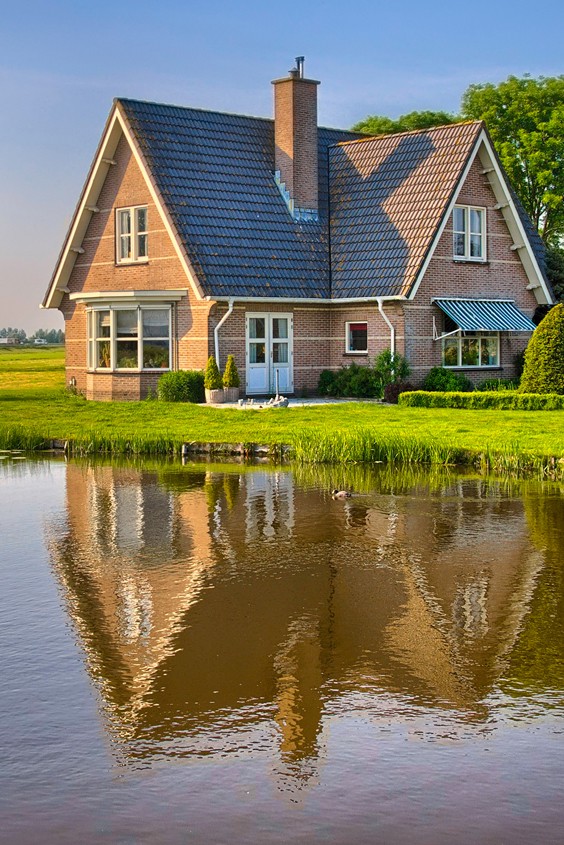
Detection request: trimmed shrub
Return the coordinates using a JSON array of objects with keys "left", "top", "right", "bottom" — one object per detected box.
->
[
  {"left": 222, "top": 354, "right": 241, "bottom": 388},
  {"left": 422, "top": 366, "right": 474, "bottom": 392},
  {"left": 204, "top": 356, "right": 223, "bottom": 390},
  {"left": 158, "top": 370, "right": 205, "bottom": 403},
  {"left": 519, "top": 302, "right": 564, "bottom": 395},
  {"left": 398, "top": 390, "right": 564, "bottom": 410}
]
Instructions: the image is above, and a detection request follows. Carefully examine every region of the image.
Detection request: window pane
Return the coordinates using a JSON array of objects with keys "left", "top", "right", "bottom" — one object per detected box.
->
[
  {"left": 453, "top": 207, "right": 465, "bottom": 232},
  {"left": 249, "top": 318, "right": 265, "bottom": 340},
  {"left": 96, "top": 340, "right": 111, "bottom": 368},
  {"left": 470, "top": 209, "right": 482, "bottom": 234},
  {"left": 250, "top": 342, "right": 265, "bottom": 364},
  {"left": 272, "top": 342, "right": 288, "bottom": 364},
  {"left": 470, "top": 234, "right": 483, "bottom": 258},
  {"left": 443, "top": 338, "right": 459, "bottom": 367},
  {"left": 142, "top": 309, "right": 168, "bottom": 338},
  {"left": 461, "top": 337, "right": 479, "bottom": 366},
  {"left": 119, "top": 209, "right": 131, "bottom": 234},
  {"left": 137, "top": 234, "right": 148, "bottom": 258},
  {"left": 116, "top": 341, "right": 138, "bottom": 368},
  {"left": 348, "top": 323, "right": 367, "bottom": 352},
  {"left": 120, "top": 235, "right": 131, "bottom": 260},
  {"left": 481, "top": 335, "right": 498, "bottom": 366},
  {"left": 453, "top": 233, "right": 466, "bottom": 256},
  {"left": 96, "top": 311, "right": 111, "bottom": 338},
  {"left": 272, "top": 318, "right": 288, "bottom": 339},
  {"left": 143, "top": 340, "right": 169, "bottom": 369},
  {"left": 136, "top": 207, "right": 147, "bottom": 232},
  {"left": 116, "top": 310, "right": 138, "bottom": 338}
]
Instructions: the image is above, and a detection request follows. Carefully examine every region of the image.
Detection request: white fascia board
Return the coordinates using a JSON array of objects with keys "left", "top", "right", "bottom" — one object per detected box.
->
[
  {"left": 408, "top": 129, "right": 552, "bottom": 305},
  {"left": 43, "top": 105, "right": 205, "bottom": 311},
  {"left": 43, "top": 110, "right": 123, "bottom": 310},
  {"left": 475, "top": 133, "right": 552, "bottom": 305},
  {"left": 69, "top": 289, "right": 188, "bottom": 303},
  {"left": 206, "top": 295, "right": 406, "bottom": 305}
]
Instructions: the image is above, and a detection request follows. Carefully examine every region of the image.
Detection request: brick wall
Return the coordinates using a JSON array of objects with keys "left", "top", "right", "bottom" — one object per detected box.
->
[{"left": 60, "top": 133, "right": 212, "bottom": 400}]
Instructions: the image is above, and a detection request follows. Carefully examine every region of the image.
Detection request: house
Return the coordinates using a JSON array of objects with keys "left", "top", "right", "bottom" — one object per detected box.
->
[{"left": 42, "top": 59, "right": 553, "bottom": 401}]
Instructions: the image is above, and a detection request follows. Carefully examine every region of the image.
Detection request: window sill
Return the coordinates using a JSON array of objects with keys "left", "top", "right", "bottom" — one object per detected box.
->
[
  {"left": 87, "top": 368, "right": 170, "bottom": 374},
  {"left": 344, "top": 351, "right": 369, "bottom": 356},
  {"left": 452, "top": 257, "right": 488, "bottom": 264},
  {"left": 115, "top": 259, "right": 150, "bottom": 267},
  {"left": 443, "top": 365, "right": 502, "bottom": 370}
]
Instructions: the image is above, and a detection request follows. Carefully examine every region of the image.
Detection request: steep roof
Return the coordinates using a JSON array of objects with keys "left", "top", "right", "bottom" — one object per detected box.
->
[
  {"left": 329, "top": 122, "right": 484, "bottom": 298},
  {"left": 120, "top": 98, "right": 360, "bottom": 299}
]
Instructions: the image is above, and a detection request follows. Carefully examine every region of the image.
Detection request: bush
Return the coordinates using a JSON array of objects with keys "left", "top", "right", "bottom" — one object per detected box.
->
[
  {"left": 204, "top": 356, "right": 223, "bottom": 390},
  {"left": 222, "top": 354, "right": 240, "bottom": 388},
  {"left": 475, "top": 378, "right": 519, "bottom": 392},
  {"left": 422, "top": 367, "right": 474, "bottom": 392},
  {"left": 519, "top": 302, "right": 564, "bottom": 394},
  {"left": 317, "top": 363, "right": 380, "bottom": 398},
  {"left": 374, "top": 350, "right": 411, "bottom": 387},
  {"left": 384, "top": 382, "right": 414, "bottom": 404},
  {"left": 318, "top": 369, "right": 338, "bottom": 396},
  {"left": 158, "top": 370, "right": 205, "bottom": 403},
  {"left": 398, "top": 390, "right": 564, "bottom": 410}
]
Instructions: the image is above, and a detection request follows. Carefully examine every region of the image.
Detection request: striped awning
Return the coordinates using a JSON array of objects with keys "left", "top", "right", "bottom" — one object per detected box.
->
[{"left": 433, "top": 299, "right": 536, "bottom": 332}]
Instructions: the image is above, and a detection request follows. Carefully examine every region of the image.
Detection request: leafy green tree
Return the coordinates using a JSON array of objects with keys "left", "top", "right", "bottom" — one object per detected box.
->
[
  {"left": 352, "top": 110, "right": 458, "bottom": 136},
  {"left": 461, "top": 75, "right": 564, "bottom": 244},
  {"left": 519, "top": 302, "right": 564, "bottom": 394},
  {"left": 546, "top": 245, "right": 564, "bottom": 302}
]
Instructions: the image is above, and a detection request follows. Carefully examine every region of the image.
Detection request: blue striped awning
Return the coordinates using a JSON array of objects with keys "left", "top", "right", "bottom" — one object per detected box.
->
[{"left": 433, "top": 299, "right": 536, "bottom": 332}]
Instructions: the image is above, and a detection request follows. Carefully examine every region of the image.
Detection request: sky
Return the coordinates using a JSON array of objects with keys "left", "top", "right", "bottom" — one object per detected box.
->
[{"left": 0, "top": 0, "right": 562, "bottom": 333}]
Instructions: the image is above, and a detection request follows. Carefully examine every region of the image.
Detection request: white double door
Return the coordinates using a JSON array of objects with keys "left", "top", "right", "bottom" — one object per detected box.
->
[{"left": 245, "top": 313, "right": 294, "bottom": 395}]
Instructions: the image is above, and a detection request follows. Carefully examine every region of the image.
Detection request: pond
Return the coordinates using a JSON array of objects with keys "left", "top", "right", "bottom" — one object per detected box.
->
[{"left": 1, "top": 456, "right": 564, "bottom": 844}]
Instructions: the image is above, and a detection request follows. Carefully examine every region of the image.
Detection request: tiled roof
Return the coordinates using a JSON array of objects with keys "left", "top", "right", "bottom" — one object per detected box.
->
[
  {"left": 329, "top": 122, "right": 483, "bottom": 298},
  {"left": 119, "top": 99, "right": 360, "bottom": 299}
]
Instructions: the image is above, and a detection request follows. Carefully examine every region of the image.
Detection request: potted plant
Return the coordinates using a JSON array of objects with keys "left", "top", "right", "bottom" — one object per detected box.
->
[
  {"left": 204, "top": 355, "right": 224, "bottom": 403},
  {"left": 222, "top": 354, "right": 241, "bottom": 402}
]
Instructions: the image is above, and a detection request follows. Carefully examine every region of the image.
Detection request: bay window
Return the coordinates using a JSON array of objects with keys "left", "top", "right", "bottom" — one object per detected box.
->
[
  {"left": 116, "top": 206, "right": 148, "bottom": 264},
  {"left": 88, "top": 306, "right": 170, "bottom": 371},
  {"left": 453, "top": 205, "right": 486, "bottom": 261},
  {"left": 443, "top": 331, "right": 499, "bottom": 368}
]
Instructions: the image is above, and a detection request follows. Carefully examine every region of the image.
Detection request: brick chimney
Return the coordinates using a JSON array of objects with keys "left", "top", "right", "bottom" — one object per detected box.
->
[{"left": 272, "top": 57, "right": 320, "bottom": 218}]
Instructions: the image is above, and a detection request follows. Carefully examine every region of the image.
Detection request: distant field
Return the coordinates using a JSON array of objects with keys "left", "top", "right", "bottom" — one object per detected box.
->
[{"left": 0, "top": 347, "right": 65, "bottom": 399}]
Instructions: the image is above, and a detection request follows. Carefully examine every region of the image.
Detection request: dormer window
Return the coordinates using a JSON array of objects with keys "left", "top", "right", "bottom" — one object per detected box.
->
[
  {"left": 453, "top": 205, "right": 486, "bottom": 261},
  {"left": 116, "top": 206, "right": 148, "bottom": 264}
]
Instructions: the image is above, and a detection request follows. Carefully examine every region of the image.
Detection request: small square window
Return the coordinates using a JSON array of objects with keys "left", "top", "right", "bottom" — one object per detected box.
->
[
  {"left": 346, "top": 322, "right": 368, "bottom": 353},
  {"left": 116, "top": 206, "right": 148, "bottom": 264}
]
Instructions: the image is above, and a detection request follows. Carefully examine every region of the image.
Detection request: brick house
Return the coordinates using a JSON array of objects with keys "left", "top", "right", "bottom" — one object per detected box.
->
[{"left": 42, "top": 59, "right": 553, "bottom": 400}]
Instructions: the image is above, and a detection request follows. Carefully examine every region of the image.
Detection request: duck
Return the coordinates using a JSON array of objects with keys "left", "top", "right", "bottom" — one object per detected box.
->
[{"left": 331, "top": 489, "right": 352, "bottom": 499}]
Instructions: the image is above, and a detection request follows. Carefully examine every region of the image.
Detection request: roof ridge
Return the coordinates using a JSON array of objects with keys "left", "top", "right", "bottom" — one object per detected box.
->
[{"left": 334, "top": 119, "right": 483, "bottom": 148}]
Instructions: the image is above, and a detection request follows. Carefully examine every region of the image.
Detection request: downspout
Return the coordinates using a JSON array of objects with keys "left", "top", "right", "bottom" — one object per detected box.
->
[
  {"left": 377, "top": 297, "right": 395, "bottom": 360},
  {"left": 213, "top": 298, "right": 234, "bottom": 368}
]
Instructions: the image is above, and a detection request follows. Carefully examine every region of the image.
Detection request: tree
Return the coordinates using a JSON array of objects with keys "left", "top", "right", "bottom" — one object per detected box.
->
[
  {"left": 546, "top": 245, "right": 564, "bottom": 302},
  {"left": 519, "top": 303, "right": 564, "bottom": 394},
  {"left": 461, "top": 75, "right": 564, "bottom": 244},
  {"left": 352, "top": 110, "right": 458, "bottom": 136}
]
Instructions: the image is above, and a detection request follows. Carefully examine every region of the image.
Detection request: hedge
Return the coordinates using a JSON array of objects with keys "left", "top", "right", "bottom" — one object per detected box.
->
[
  {"left": 398, "top": 390, "right": 564, "bottom": 410},
  {"left": 157, "top": 370, "right": 205, "bottom": 403}
]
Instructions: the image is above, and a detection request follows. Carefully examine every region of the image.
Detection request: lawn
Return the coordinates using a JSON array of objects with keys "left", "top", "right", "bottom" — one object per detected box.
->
[{"left": 1, "top": 347, "right": 563, "bottom": 474}]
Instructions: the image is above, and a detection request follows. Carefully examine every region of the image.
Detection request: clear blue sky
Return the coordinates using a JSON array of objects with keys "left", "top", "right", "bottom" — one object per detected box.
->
[{"left": 1, "top": 0, "right": 562, "bottom": 332}]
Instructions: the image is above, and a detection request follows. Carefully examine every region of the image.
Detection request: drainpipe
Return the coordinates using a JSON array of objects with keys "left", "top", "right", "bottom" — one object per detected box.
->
[
  {"left": 377, "top": 297, "right": 395, "bottom": 360},
  {"left": 213, "top": 299, "right": 234, "bottom": 368}
]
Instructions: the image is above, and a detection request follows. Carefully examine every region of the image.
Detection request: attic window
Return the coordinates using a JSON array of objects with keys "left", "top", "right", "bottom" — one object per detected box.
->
[
  {"left": 453, "top": 206, "right": 486, "bottom": 261},
  {"left": 116, "top": 206, "right": 148, "bottom": 264}
]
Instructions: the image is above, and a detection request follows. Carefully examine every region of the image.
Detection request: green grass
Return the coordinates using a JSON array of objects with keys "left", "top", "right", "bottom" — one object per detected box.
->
[{"left": 1, "top": 347, "right": 563, "bottom": 477}]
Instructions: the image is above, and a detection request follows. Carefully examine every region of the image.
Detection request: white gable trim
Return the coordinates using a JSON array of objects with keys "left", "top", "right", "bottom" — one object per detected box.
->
[
  {"left": 42, "top": 105, "right": 204, "bottom": 310},
  {"left": 408, "top": 129, "right": 552, "bottom": 305}
]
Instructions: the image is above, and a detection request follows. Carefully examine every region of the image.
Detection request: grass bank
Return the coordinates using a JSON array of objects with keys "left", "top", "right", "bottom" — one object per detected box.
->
[{"left": 1, "top": 348, "right": 563, "bottom": 478}]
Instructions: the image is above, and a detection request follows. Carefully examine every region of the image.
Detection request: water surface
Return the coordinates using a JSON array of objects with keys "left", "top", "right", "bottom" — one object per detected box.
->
[{"left": 1, "top": 457, "right": 564, "bottom": 844}]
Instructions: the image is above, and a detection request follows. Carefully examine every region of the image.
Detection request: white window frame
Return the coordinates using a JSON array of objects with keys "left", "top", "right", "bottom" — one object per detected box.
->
[
  {"left": 452, "top": 205, "right": 486, "bottom": 262},
  {"left": 87, "top": 305, "right": 171, "bottom": 371},
  {"left": 116, "top": 205, "right": 148, "bottom": 264},
  {"left": 345, "top": 321, "right": 368, "bottom": 354},
  {"left": 442, "top": 331, "right": 500, "bottom": 368}
]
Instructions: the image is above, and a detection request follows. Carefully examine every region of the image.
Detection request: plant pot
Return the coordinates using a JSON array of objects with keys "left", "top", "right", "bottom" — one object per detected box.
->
[
  {"left": 223, "top": 386, "right": 240, "bottom": 403},
  {"left": 205, "top": 388, "right": 225, "bottom": 404}
]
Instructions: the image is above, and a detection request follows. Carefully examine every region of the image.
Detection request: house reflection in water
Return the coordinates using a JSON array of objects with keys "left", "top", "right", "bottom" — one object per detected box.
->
[{"left": 49, "top": 462, "right": 547, "bottom": 781}]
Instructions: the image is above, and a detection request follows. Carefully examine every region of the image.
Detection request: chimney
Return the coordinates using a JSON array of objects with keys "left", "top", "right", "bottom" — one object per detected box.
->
[{"left": 272, "top": 57, "right": 320, "bottom": 217}]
